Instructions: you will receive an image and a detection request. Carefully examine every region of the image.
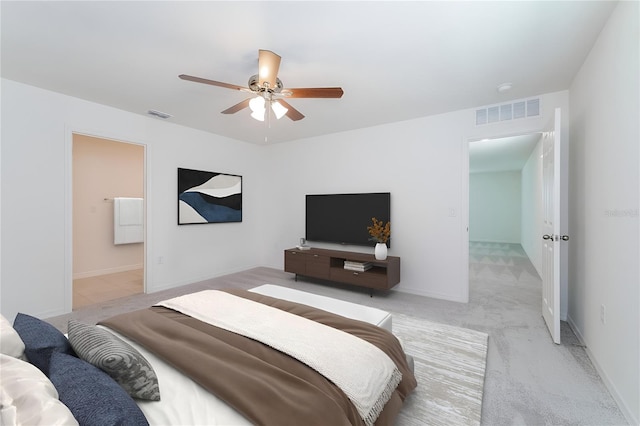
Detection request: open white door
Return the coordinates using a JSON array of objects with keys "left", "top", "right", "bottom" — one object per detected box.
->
[{"left": 541, "top": 108, "right": 567, "bottom": 344}]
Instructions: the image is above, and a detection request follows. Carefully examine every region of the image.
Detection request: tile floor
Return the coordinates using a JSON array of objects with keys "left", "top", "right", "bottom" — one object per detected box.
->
[{"left": 73, "top": 268, "right": 144, "bottom": 310}]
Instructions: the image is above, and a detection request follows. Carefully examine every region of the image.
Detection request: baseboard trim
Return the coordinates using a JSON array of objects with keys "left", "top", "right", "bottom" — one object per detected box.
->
[
  {"left": 395, "top": 285, "right": 468, "bottom": 303},
  {"left": 146, "top": 264, "right": 259, "bottom": 294},
  {"left": 566, "top": 314, "right": 638, "bottom": 426},
  {"left": 468, "top": 239, "right": 521, "bottom": 244},
  {"left": 73, "top": 264, "right": 143, "bottom": 280}
]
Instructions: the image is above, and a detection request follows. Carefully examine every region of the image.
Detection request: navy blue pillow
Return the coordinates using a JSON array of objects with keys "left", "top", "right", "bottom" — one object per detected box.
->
[
  {"left": 48, "top": 352, "right": 149, "bottom": 426},
  {"left": 13, "top": 313, "right": 76, "bottom": 375}
]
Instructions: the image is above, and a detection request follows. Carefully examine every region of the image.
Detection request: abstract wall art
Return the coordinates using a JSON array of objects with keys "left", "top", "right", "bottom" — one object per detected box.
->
[{"left": 178, "top": 168, "right": 242, "bottom": 225}]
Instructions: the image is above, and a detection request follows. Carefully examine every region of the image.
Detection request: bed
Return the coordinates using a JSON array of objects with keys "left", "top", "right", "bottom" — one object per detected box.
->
[{"left": 2, "top": 286, "right": 417, "bottom": 426}]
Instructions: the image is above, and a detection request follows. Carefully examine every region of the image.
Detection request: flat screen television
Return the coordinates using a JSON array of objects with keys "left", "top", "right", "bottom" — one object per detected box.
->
[{"left": 305, "top": 192, "right": 390, "bottom": 247}]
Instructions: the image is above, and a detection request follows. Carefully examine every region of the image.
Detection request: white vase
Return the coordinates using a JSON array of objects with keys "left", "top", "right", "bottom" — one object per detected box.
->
[{"left": 374, "top": 242, "right": 388, "bottom": 260}]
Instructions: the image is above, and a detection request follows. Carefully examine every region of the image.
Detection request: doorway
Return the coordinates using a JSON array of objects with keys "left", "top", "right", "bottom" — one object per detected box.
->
[
  {"left": 467, "top": 134, "right": 543, "bottom": 298},
  {"left": 72, "top": 134, "right": 145, "bottom": 309}
]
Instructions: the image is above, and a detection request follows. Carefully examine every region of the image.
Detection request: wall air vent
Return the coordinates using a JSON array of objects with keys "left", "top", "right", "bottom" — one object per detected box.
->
[
  {"left": 147, "top": 109, "right": 172, "bottom": 119},
  {"left": 475, "top": 97, "right": 540, "bottom": 125}
]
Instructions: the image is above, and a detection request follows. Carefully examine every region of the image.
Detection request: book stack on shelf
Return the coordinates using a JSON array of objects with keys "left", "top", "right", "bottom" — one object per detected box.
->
[{"left": 344, "top": 260, "right": 373, "bottom": 272}]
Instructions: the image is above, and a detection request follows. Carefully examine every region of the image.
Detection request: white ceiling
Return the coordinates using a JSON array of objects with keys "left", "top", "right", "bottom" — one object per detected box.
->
[
  {"left": 469, "top": 133, "right": 541, "bottom": 173},
  {"left": 1, "top": 1, "right": 616, "bottom": 145}
]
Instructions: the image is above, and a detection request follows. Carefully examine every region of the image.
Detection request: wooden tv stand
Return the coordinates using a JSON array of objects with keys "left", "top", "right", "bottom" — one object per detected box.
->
[{"left": 284, "top": 247, "right": 400, "bottom": 291}]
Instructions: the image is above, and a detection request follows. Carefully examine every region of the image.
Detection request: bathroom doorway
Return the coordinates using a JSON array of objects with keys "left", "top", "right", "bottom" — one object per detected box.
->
[{"left": 72, "top": 134, "right": 145, "bottom": 309}]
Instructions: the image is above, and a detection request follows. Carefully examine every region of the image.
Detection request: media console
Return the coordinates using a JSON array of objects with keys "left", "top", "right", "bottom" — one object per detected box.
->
[{"left": 284, "top": 247, "right": 400, "bottom": 292}]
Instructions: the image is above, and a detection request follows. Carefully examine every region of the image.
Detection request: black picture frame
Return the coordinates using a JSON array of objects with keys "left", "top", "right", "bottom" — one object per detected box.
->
[{"left": 177, "top": 168, "right": 242, "bottom": 225}]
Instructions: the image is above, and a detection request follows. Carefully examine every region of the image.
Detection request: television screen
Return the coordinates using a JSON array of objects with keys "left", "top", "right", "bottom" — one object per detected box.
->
[{"left": 305, "top": 192, "right": 390, "bottom": 247}]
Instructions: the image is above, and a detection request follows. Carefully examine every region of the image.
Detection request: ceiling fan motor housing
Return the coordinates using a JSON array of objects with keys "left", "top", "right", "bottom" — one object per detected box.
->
[{"left": 248, "top": 75, "right": 283, "bottom": 93}]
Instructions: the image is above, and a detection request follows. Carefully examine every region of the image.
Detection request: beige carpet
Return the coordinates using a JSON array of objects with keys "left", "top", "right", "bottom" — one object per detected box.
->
[{"left": 394, "top": 314, "right": 489, "bottom": 426}]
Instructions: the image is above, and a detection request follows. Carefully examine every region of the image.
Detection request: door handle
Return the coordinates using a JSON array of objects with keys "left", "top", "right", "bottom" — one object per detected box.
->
[{"left": 542, "top": 234, "right": 570, "bottom": 241}]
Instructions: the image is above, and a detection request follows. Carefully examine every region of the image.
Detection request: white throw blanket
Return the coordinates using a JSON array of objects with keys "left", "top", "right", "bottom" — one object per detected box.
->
[{"left": 156, "top": 290, "right": 402, "bottom": 426}]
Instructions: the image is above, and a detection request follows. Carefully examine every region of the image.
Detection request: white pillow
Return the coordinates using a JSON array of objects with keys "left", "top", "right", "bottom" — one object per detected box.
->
[
  {"left": 0, "top": 354, "right": 79, "bottom": 426},
  {"left": 0, "top": 315, "right": 25, "bottom": 359}
]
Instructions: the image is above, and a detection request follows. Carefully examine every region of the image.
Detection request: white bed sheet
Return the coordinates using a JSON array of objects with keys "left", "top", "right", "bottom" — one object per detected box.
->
[{"left": 100, "top": 326, "right": 251, "bottom": 426}]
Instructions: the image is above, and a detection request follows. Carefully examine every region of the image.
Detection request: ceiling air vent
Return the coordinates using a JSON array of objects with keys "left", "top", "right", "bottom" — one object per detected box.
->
[
  {"left": 475, "top": 97, "right": 540, "bottom": 125},
  {"left": 147, "top": 109, "right": 172, "bottom": 119}
]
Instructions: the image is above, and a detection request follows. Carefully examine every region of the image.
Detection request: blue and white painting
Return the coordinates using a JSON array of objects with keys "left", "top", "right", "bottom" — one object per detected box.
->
[{"left": 178, "top": 168, "right": 242, "bottom": 224}]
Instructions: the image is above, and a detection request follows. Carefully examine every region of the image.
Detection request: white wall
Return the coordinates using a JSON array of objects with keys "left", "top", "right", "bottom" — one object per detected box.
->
[
  {"left": 0, "top": 79, "right": 264, "bottom": 321},
  {"left": 521, "top": 136, "right": 543, "bottom": 276},
  {"left": 469, "top": 171, "right": 522, "bottom": 243},
  {"left": 0, "top": 79, "right": 570, "bottom": 312},
  {"left": 568, "top": 1, "right": 639, "bottom": 423},
  {"left": 262, "top": 111, "right": 470, "bottom": 302},
  {"left": 260, "top": 90, "right": 569, "bottom": 303}
]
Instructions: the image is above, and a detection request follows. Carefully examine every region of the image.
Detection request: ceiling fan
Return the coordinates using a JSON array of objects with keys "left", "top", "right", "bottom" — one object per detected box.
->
[{"left": 179, "top": 50, "right": 343, "bottom": 122}]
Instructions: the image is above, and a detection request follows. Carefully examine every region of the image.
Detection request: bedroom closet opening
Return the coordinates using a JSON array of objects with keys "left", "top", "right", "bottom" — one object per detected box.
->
[
  {"left": 71, "top": 134, "right": 145, "bottom": 310},
  {"left": 467, "top": 133, "right": 544, "bottom": 300}
]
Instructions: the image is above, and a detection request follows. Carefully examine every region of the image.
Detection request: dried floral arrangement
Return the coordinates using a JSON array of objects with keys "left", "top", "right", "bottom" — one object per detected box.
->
[{"left": 367, "top": 217, "right": 390, "bottom": 244}]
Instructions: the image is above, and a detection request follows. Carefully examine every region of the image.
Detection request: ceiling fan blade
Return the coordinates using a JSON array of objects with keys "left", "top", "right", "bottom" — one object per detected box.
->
[
  {"left": 221, "top": 98, "right": 251, "bottom": 114},
  {"left": 258, "top": 50, "right": 281, "bottom": 89},
  {"left": 179, "top": 74, "right": 246, "bottom": 91},
  {"left": 277, "top": 99, "right": 305, "bottom": 121},
  {"left": 283, "top": 87, "right": 344, "bottom": 99}
]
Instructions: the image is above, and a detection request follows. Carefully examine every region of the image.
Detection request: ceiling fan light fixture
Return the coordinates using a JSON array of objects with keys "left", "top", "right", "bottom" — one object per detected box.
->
[
  {"left": 250, "top": 109, "right": 265, "bottom": 121},
  {"left": 249, "top": 96, "right": 266, "bottom": 113},
  {"left": 271, "top": 101, "right": 288, "bottom": 120}
]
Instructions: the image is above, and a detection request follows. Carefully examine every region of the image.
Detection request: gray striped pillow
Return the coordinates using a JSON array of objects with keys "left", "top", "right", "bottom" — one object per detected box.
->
[{"left": 67, "top": 320, "right": 160, "bottom": 401}]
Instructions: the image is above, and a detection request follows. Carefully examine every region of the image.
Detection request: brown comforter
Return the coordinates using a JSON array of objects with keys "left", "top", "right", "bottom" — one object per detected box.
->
[{"left": 99, "top": 289, "right": 416, "bottom": 426}]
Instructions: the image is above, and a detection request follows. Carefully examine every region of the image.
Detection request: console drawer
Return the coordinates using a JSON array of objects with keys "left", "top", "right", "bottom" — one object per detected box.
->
[
  {"left": 329, "top": 267, "right": 388, "bottom": 289},
  {"left": 284, "top": 250, "right": 307, "bottom": 274},
  {"left": 305, "top": 253, "right": 330, "bottom": 279}
]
